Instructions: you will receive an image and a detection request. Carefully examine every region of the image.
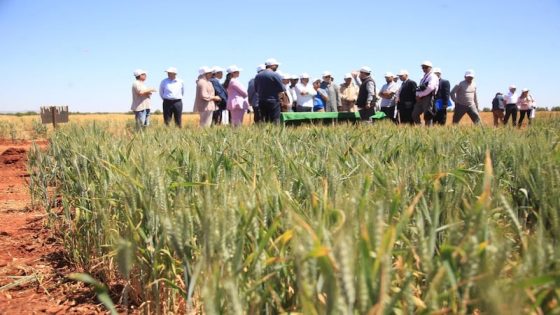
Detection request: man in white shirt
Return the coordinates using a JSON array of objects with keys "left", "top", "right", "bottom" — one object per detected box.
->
[
  {"left": 295, "top": 73, "right": 315, "bottom": 112},
  {"left": 131, "top": 69, "right": 156, "bottom": 129},
  {"left": 413, "top": 61, "right": 439, "bottom": 125},
  {"left": 159, "top": 67, "right": 185, "bottom": 127},
  {"left": 503, "top": 85, "right": 518, "bottom": 126},
  {"left": 378, "top": 72, "right": 399, "bottom": 123}
]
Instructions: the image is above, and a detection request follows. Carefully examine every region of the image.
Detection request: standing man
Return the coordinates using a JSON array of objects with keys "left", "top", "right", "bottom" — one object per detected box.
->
[
  {"left": 159, "top": 67, "right": 184, "bottom": 127},
  {"left": 281, "top": 73, "right": 294, "bottom": 111},
  {"left": 450, "top": 70, "right": 481, "bottom": 124},
  {"left": 247, "top": 64, "right": 265, "bottom": 123},
  {"left": 378, "top": 72, "right": 399, "bottom": 123},
  {"left": 491, "top": 92, "right": 505, "bottom": 127},
  {"left": 353, "top": 66, "right": 377, "bottom": 121},
  {"left": 210, "top": 66, "right": 228, "bottom": 125},
  {"left": 254, "top": 58, "right": 286, "bottom": 123},
  {"left": 320, "top": 71, "right": 341, "bottom": 112},
  {"left": 503, "top": 85, "right": 518, "bottom": 126},
  {"left": 131, "top": 69, "right": 156, "bottom": 129},
  {"left": 340, "top": 73, "right": 358, "bottom": 112},
  {"left": 295, "top": 73, "right": 315, "bottom": 112},
  {"left": 433, "top": 67, "right": 450, "bottom": 125},
  {"left": 396, "top": 70, "right": 417, "bottom": 124},
  {"left": 413, "top": 61, "right": 439, "bottom": 125},
  {"left": 289, "top": 75, "right": 299, "bottom": 111}
]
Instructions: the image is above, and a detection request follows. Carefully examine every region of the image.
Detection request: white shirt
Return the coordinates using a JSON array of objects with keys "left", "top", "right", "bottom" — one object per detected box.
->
[
  {"left": 290, "top": 86, "right": 298, "bottom": 103},
  {"left": 159, "top": 78, "right": 184, "bottom": 100},
  {"left": 295, "top": 82, "right": 314, "bottom": 107},
  {"left": 504, "top": 91, "right": 518, "bottom": 105},
  {"left": 379, "top": 82, "right": 399, "bottom": 107},
  {"left": 416, "top": 71, "right": 439, "bottom": 98}
]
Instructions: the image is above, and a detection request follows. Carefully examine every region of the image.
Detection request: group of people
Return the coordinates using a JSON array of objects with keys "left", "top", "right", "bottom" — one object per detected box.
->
[
  {"left": 492, "top": 85, "right": 536, "bottom": 127},
  {"left": 130, "top": 58, "right": 536, "bottom": 128}
]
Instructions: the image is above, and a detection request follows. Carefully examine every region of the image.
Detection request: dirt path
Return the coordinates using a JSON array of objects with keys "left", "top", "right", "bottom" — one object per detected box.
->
[{"left": 0, "top": 140, "right": 105, "bottom": 314}]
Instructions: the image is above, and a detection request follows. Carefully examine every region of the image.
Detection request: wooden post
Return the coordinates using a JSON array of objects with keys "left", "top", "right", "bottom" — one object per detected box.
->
[{"left": 51, "top": 106, "right": 57, "bottom": 129}]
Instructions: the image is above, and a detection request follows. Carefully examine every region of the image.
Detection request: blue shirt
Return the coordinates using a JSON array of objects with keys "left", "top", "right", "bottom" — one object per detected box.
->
[
  {"left": 254, "top": 69, "right": 285, "bottom": 102},
  {"left": 247, "top": 78, "right": 259, "bottom": 108},
  {"left": 159, "top": 78, "right": 184, "bottom": 100},
  {"left": 313, "top": 89, "right": 327, "bottom": 111}
]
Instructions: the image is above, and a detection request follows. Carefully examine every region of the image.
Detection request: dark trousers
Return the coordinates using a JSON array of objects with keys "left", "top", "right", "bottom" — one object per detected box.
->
[
  {"left": 504, "top": 104, "right": 517, "bottom": 126},
  {"left": 518, "top": 109, "right": 532, "bottom": 126},
  {"left": 163, "top": 99, "right": 183, "bottom": 127},
  {"left": 412, "top": 96, "right": 434, "bottom": 125},
  {"left": 259, "top": 100, "right": 281, "bottom": 124},
  {"left": 358, "top": 106, "right": 375, "bottom": 121},
  {"left": 253, "top": 107, "right": 263, "bottom": 123},
  {"left": 434, "top": 108, "right": 447, "bottom": 125},
  {"left": 380, "top": 106, "right": 397, "bottom": 123}
]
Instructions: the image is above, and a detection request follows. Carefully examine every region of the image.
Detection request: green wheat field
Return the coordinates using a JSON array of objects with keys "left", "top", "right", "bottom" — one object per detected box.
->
[{"left": 28, "top": 119, "right": 560, "bottom": 314}]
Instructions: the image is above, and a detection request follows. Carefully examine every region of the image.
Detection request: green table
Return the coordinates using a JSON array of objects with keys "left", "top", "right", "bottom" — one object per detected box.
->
[{"left": 280, "top": 112, "right": 361, "bottom": 126}]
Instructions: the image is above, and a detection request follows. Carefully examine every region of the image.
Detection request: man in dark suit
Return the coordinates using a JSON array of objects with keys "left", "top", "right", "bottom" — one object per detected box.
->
[
  {"left": 396, "top": 70, "right": 417, "bottom": 124},
  {"left": 433, "top": 67, "right": 450, "bottom": 125}
]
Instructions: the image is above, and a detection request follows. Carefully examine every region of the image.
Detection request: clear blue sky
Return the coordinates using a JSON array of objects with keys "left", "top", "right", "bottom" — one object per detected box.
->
[{"left": 1, "top": 0, "right": 559, "bottom": 112}]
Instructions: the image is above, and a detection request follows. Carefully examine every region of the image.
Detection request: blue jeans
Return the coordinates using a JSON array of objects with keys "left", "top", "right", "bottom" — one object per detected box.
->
[{"left": 134, "top": 109, "right": 149, "bottom": 129}]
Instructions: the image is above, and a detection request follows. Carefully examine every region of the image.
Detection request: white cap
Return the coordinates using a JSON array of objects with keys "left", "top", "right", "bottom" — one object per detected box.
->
[
  {"left": 300, "top": 73, "right": 310, "bottom": 79},
  {"left": 312, "top": 78, "right": 321, "bottom": 83},
  {"left": 398, "top": 70, "right": 409, "bottom": 76},
  {"left": 256, "top": 64, "right": 266, "bottom": 73},
  {"left": 433, "top": 67, "right": 442, "bottom": 74},
  {"left": 344, "top": 73, "right": 352, "bottom": 79},
  {"left": 265, "top": 58, "right": 280, "bottom": 66},
  {"left": 211, "top": 66, "right": 224, "bottom": 73},
  {"left": 281, "top": 73, "right": 291, "bottom": 80},
  {"left": 522, "top": 88, "right": 529, "bottom": 92},
  {"left": 464, "top": 70, "right": 475, "bottom": 77},
  {"left": 509, "top": 84, "right": 517, "bottom": 89},
  {"left": 165, "top": 67, "right": 178, "bottom": 73},
  {"left": 384, "top": 72, "right": 394, "bottom": 78},
  {"left": 359, "top": 66, "right": 372, "bottom": 74},
  {"left": 198, "top": 66, "right": 213, "bottom": 75},
  {"left": 290, "top": 74, "right": 299, "bottom": 80},
  {"left": 226, "top": 65, "right": 242, "bottom": 73},
  {"left": 322, "top": 71, "right": 332, "bottom": 77},
  {"left": 421, "top": 60, "right": 433, "bottom": 67},
  {"left": 133, "top": 69, "right": 146, "bottom": 77}
]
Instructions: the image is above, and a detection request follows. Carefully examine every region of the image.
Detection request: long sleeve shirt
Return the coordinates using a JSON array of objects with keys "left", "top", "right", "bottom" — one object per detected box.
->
[
  {"left": 340, "top": 82, "right": 358, "bottom": 103},
  {"left": 320, "top": 81, "right": 340, "bottom": 112},
  {"left": 226, "top": 79, "right": 249, "bottom": 111},
  {"left": 416, "top": 71, "right": 439, "bottom": 98},
  {"left": 247, "top": 78, "right": 258, "bottom": 107},
  {"left": 194, "top": 77, "right": 216, "bottom": 112},
  {"left": 354, "top": 77, "right": 377, "bottom": 103},
  {"left": 295, "top": 82, "right": 315, "bottom": 107},
  {"left": 159, "top": 78, "right": 184, "bottom": 100},
  {"left": 517, "top": 95, "right": 534, "bottom": 110},
  {"left": 450, "top": 80, "right": 478, "bottom": 108},
  {"left": 503, "top": 92, "right": 518, "bottom": 105},
  {"left": 210, "top": 77, "right": 228, "bottom": 102}
]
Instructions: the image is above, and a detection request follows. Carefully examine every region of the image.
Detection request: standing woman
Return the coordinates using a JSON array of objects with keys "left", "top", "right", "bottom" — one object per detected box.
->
[
  {"left": 194, "top": 66, "right": 221, "bottom": 127},
  {"left": 224, "top": 65, "right": 249, "bottom": 127},
  {"left": 517, "top": 88, "right": 534, "bottom": 127}
]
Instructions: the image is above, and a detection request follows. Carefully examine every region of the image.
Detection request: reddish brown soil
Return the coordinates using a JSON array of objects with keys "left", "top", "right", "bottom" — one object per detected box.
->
[{"left": 0, "top": 140, "right": 106, "bottom": 314}]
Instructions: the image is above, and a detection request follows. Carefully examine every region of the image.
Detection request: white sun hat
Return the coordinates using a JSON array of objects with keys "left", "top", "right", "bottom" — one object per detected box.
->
[
  {"left": 198, "top": 66, "right": 213, "bottom": 75},
  {"left": 133, "top": 69, "right": 146, "bottom": 77},
  {"left": 359, "top": 66, "right": 372, "bottom": 74},
  {"left": 398, "top": 70, "right": 409, "bottom": 76},
  {"left": 421, "top": 60, "right": 433, "bottom": 67},
  {"left": 226, "top": 65, "right": 242, "bottom": 73},
  {"left": 165, "top": 67, "right": 178, "bottom": 73},
  {"left": 300, "top": 73, "right": 310, "bottom": 79},
  {"left": 265, "top": 58, "right": 280, "bottom": 66}
]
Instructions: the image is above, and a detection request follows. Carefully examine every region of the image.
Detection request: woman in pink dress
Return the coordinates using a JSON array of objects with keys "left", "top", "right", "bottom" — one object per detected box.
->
[{"left": 223, "top": 65, "right": 249, "bottom": 127}]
